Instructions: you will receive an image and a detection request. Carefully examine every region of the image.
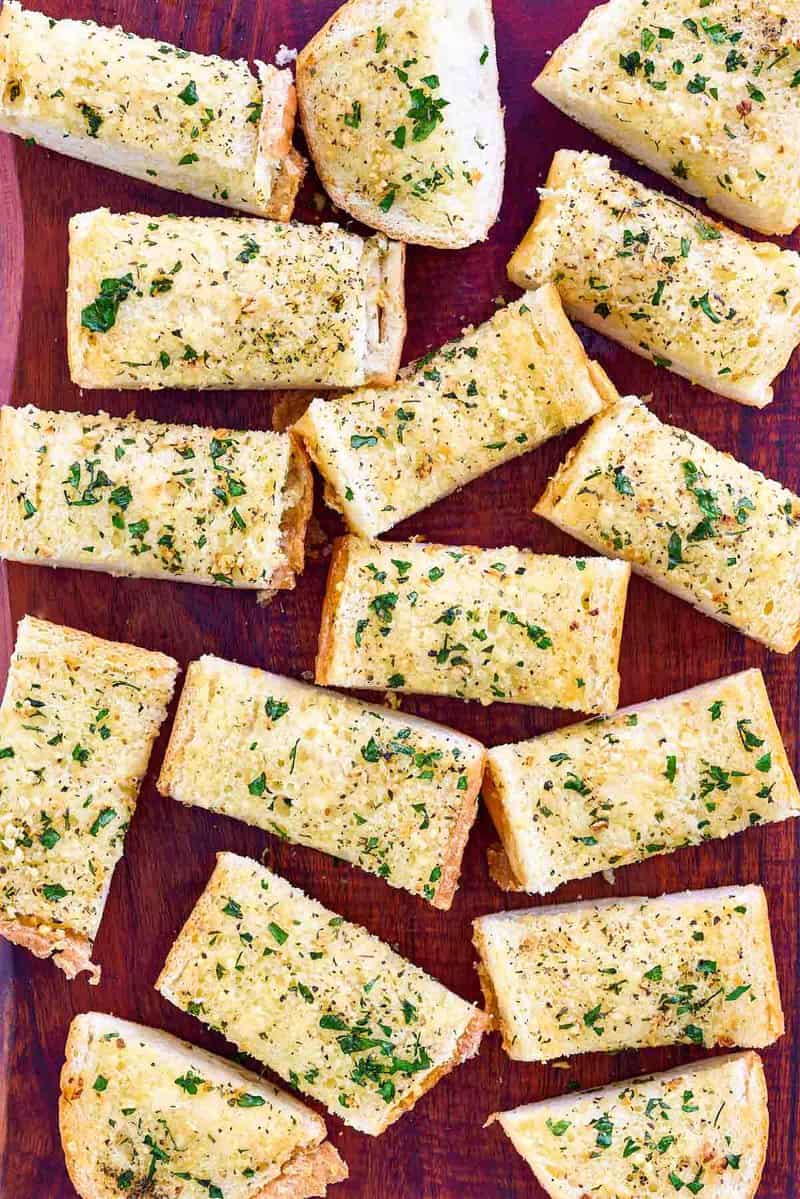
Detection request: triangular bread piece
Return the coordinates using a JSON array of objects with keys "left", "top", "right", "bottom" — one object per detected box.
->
[
  {"left": 297, "top": 0, "right": 505, "bottom": 248},
  {"left": 492, "top": 1052, "right": 767, "bottom": 1199},
  {"left": 60, "top": 1013, "right": 347, "bottom": 1199}
]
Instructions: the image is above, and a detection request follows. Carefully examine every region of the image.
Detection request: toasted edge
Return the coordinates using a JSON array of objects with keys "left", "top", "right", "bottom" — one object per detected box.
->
[
  {"left": 297, "top": 0, "right": 505, "bottom": 249},
  {"left": 254, "top": 62, "right": 307, "bottom": 222},
  {"left": 270, "top": 434, "right": 314, "bottom": 592},
  {"left": 363, "top": 239, "right": 407, "bottom": 385},
  {"left": 0, "top": 917, "right": 100, "bottom": 983},
  {"left": 431, "top": 742, "right": 487, "bottom": 911},
  {"left": 314, "top": 536, "right": 352, "bottom": 686}
]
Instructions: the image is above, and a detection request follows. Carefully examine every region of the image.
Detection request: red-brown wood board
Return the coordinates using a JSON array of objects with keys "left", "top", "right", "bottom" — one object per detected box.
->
[{"left": 1, "top": 1, "right": 799, "bottom": 1196}]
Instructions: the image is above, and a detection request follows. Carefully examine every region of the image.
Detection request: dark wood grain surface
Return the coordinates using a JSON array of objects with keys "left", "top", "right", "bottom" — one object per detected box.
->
[{"left": 1, "top": 1, "right": 799, "bottom": 1196}]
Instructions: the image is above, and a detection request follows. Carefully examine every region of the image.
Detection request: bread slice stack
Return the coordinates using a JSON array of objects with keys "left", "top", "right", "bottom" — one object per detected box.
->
[{"left": 60, "top": 1012, "right": 348, "bottom": 1199}]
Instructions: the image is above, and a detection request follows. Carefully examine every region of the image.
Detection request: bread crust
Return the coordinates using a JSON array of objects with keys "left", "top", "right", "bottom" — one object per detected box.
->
[
  {"left": 314, "top": 536, "right": 351, "bottom": 687},
  {"left": 297, "top": 0, "right": 505, "bottom": 249},
  {"left": 0, "top": 917, "right": 99, "bottom": 983}
]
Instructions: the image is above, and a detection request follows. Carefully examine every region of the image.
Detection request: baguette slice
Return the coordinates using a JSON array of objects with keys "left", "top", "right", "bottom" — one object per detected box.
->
[
  {"left": 60, "top": 1013, "right": 348, "bottom": 1199},
  {"left": 294, "top": 286, "right": 604, "bottom": 537},
  {"left": 0, "top": 617, "right": 178, "bottom": 982},
  {"left": 533, "top": 0, "right": 800, "bottom": 236},
  {"left": 297, "top": 0, "right": 505, "bottom": 248},
  {"left": 157, "top": 852, "right": 489, "bottom": 1136},
  {"left": 534, "top": 395, "right": 800, "bottom": 652},
  {"left": 486, "top": 669, "right": 800, "bottom": 895},
  {"left": 68, "top": 209, "right": 406, "bottom": 391},
  {"left": 0, "top": 2, "right": 304, "bottom": 219},
  {"left": 158, "top": 656, "right": 485, "bottom": 908},
  {"left": 473, "top": 885, "right": 784, "bottom": 1063},
  {"left": 0, "top": 405, "right": 312, "bottom": 593},
  {"left": 492, "top": 1052, "right": 768, "bottom": 1199},
  {"left": 508, "top": 151, "right": 800, "bottom": 407},
  {"left": 316, "top": 537, "right": 630, "bottom": 713}
]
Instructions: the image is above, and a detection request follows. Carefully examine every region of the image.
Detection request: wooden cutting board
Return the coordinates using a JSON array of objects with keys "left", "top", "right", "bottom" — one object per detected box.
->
[{"left": 0, "top": 1, "right": 798, "bottom": 1196}]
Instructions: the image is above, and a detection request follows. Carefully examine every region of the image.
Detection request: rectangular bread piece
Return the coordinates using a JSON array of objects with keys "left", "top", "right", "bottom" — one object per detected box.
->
[
  {"left": 0, "top": 405, "right": 312, "bottom": 593},
  {"left": 158, "top": 656, "right": 486, "bottom": 908},
  {"left": 60, "top": 1013, "right": 348, "bottom": 1199},
  {"left": 0, "top": 1, "right": 304, "bottom": 219},
  {"left": 534, "top": 395, "right": 800, "bottom": 652},
  {"left": 492, "top": 1052, "right": 768, "bottom": 1199},
  {"left": 67, "top": 209, "right": 406, "bottom": 391},
  {"left": 0, "top": 616, "right": 178, "bottom": 982},
  {"left": 315, "top": 536, "right": 631, "bottom": 713},
  {"left": 486, "top": 669, "right": 800, "bottom": 895},
  {"left": 533, "top": 0, "right": 800, "bottom": 235},
  {"left": 157, "top": 852, "right": 489, "bottom": 1136},
  {"left": 473, "top": 885, "right": 784, "bottom": 1063},
  {"left": 508, "top": 151, "right": 800, "bottom": 407},
  {"left": 293, "top": 285, "right": 604, "bottom": 537}
]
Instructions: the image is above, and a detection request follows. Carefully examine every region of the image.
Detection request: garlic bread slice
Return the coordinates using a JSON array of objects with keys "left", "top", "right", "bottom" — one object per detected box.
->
[
  {"left": 60, "top": 1013, "right": 347, "bottom": 1199},
  {"left": 509, "top": 151, "right": 800, "bottom": 407},
  {"left": 316, "top": 537, "right": 630, "bottom": 713},
  {"left": 0, "top": 1, "right": 304, "bottom": 218},
  {"left": 157, "top": 853, "right": 489, "bottom": 1135},
  {"left": 486, "top": 669, "right": 800, "bottom": 894},
  {"left": 0, "top": 617, "right": 178, "bottom": 981},
  {"left": 535, "top": 396, "right": 800, "bottom": 652},
  {"left": 492, "top": 1052, "right": 768, "bottom": 1199},
  {"left": 294, "top": 286, "right": 604, "bottom": 537},
  {"left": 68, "top": 210, "right": 406, "bottom": 391},
  {"left": 297, "top": 0, "right": 505, "bottom": 248},
  {"left": 473, "top": 885, "right": 783, "bottom": 1062},
  {"left": 534, "top": 0, "right": 800, "bottom": 235},
  {"left": 0, "top": 405, "right": 312, "bottom": 593}
]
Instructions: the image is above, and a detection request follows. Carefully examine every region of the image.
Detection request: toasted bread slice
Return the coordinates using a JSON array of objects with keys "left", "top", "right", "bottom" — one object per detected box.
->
[
  {"left": 0, "top": 2, "right": 304, "bottom": 219},
  {"left": 473, "top": 885, "right": 783, "bottom": 1063},
  {"left": 294, "top": 287, "right": 604, "bottom": 537},
  {"left": 509, "top": 151, "right": 800, "bottom": 407},
  {"left": 485, "top": 669, "right": 800, "bottom": 895},
  {"left": 157, "top": 852, "right": 489, "bottom": 1135},
  {"left": 159, "top": 656, "right": 485, "bottom": 908},
  {"left": 492, "top": 1052, "right": 768, "bottom": 1199},
  {"left": 0, "top": 617, "right": 177, "bottom": 982},
  {"left": 315, "top": 537, "right": 630, "bottom": 713},
  {"left": 534, "top": 395, "right": 800, "bottom": 652},
  {"left": 60, "top": 1012, "right": 347, "bottom": 1199},
  {"left": 297, "top": 0, "right": 505, "bottom": 248},
  {"left": 67, "top": 209, "right": 406, "bottom": 391},
  {"left": 0, "top": 405, "right": 312, "bottom": 593},
  {"left": 533, "top": 0, "right": 800, "bottom": 236}
]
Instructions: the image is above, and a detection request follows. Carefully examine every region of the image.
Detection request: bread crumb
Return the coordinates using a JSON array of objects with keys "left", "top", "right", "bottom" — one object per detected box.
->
[
  {"left": 602, "top": 868, "right": 616, "bottom": 886},
  {"left": 275, "top": 44, "right": 297, "bottom": 67}
]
